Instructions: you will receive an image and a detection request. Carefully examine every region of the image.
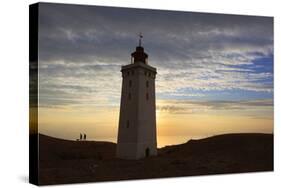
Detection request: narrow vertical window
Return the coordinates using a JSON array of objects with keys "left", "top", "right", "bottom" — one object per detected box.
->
[
  {"left": 129, "top": 80, "right": 132, "bottom": 88},
  {"left": 126, "top": 120, "right": 129, "bottom": 128},
  {"left": 127, "top": 71, "right": 130, "bottom": 76},
  {"left": 132, "top": 70, "right": 134, "bottom": 75},
  {"left": 146, "top": 80, "right": 149, "bottom": 88}
]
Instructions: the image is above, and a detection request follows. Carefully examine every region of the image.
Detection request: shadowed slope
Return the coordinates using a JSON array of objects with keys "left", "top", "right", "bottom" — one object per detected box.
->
[
  {"left": 38, "top": 133, "right": 273, "bottom": 185},
  {"left": 39, "top": 134, "right": 116, "bottom": 161}
]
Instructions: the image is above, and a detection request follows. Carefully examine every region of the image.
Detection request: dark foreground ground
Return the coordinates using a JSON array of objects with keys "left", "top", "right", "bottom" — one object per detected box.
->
[{"left": 38, "top": 133, "right": 273, "bottom": 185}]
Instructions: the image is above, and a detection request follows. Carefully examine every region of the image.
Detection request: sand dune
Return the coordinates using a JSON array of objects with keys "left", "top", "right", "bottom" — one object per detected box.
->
[{"left": 38, "top": 133, "right": 273, "bottom": 185}]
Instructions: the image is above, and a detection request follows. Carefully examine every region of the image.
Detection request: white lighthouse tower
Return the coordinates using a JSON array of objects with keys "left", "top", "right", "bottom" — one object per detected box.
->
[{"left": 117, "top": 34, "right": 157, "bottom": 159}]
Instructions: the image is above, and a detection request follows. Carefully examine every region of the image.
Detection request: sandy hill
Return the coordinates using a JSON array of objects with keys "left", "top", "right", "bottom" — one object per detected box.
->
[
  {"left": 39, "top": 134, "right": 116, "bottom": 161},
  {"left": 37, "top": 133, "right": 273, "bottom": 185}
]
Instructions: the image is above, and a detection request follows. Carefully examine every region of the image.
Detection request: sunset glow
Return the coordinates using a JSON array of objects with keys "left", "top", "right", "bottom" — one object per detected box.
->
[{"left": 37, "top": 4, "right": 273, "bottom": 148}]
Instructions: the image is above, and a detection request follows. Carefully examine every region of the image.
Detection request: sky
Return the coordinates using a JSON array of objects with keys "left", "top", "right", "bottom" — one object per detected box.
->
[{"left": 36, "top": 3, "right": 273, "bottom": 147}]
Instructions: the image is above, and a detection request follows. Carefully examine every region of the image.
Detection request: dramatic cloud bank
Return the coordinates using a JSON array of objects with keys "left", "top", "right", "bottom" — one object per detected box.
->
[{"left": 38, "top": 3, "right": 273, "bottom": 111}]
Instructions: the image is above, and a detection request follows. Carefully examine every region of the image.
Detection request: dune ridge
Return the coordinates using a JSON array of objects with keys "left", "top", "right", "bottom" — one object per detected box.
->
[{"left": 38, "top": 133, "right": 273, "bottom": 185}]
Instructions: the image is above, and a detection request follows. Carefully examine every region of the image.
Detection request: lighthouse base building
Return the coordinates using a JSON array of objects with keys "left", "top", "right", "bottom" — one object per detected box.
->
[{"left": 116, "top": 36, "right": 157, "bottom": 160}]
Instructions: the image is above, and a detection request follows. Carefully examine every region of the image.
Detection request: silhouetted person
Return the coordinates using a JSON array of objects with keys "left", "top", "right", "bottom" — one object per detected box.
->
[
  {"left": 80, "top": 133, "right": 82, "bottom": 140},
  {"left": 84, "top": 133, "right": 86, "bottom": 140}
]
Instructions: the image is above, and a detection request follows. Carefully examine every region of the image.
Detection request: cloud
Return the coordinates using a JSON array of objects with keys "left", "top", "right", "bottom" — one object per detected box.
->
[
  {"left": 157, "top": 99, "right": 273, "bottom": 115},
  {"left": 37, "top": 3, "right": 273, "bottom": 109}
]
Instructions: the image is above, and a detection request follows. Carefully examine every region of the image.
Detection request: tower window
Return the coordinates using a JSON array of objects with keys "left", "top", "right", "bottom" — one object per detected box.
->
[
  {"left": 146, "top": 81, "right": 149, "bottom": 88},
  {"left": 149, "top": 72, "right": 151, "bottom": 77},
  {"left": 128, "top": 93, "right": 131, "bottom": 100},
  {"left": 132, "top": 70, "right": 134, "bottom": 75},
  {"left": 126, "top": 120, "right": 129, "bottom": 128},
  {"left": 127, "top": 71, "right": 130, "bottom": 76},
  {"left": 146, "top": 93, "right": 149, "bottom": 100},
  {"left": 144, "top": 71, "right": 147, "bottom": 76},
  {"left": 129, "top": 80, "right": 132, "bottom": 87}
]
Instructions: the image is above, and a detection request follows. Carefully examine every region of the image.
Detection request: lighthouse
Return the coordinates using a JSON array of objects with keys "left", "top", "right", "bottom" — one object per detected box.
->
[{"left": 116, "top": 34, "right": 157, "bottom": 159}]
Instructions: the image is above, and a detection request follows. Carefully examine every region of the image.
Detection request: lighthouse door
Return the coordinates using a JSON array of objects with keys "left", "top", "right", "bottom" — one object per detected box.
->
[{"left": 145, "top": 148, "right": 150, "bottom": 157}]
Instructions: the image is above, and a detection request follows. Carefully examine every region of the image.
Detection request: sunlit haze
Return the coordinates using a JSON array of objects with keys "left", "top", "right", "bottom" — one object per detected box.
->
[{"left": 37, "top": 3, "right": 273, "bottom": 148}]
